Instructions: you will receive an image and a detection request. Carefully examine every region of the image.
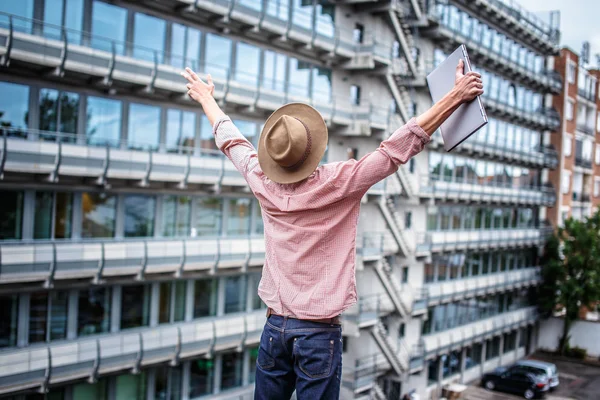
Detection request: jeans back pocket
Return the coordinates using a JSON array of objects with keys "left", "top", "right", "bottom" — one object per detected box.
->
[
  {"left": 257, "top": 333, "right": 275, "bottom": 370},
  {"left": 295, "top": 339, "right": 334, "bottom": 379}
]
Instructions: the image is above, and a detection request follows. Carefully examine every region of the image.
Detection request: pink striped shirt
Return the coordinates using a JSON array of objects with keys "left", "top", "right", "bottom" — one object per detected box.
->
[{"left": 213, "top": 116, "right": 430, "bottom": 319}]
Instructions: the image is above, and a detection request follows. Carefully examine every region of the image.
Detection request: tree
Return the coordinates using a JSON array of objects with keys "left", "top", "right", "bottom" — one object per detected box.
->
[{"left": 538, "top": 208, "right": 600, "bottom": 355}]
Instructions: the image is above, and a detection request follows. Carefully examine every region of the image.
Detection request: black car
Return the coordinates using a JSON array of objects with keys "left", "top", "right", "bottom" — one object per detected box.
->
[{"left": 482, "top": 366, "right": 549, "bottom": 399}]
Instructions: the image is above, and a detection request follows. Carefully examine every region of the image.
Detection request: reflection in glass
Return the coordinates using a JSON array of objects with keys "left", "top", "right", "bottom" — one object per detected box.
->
[
  {"left": 235, "top": 42, "right": 260, "bottom": 85},
  {"left": 0, "top": 191, "right": 23, "bottom": 240},
  {"left": 190, "top": 358, "right": 214, "bottom": 397},
  {"left": 124, "top": 195, "right": 155, "bottom": 237},
  {"left": 166, "top": 109, "right": 196, "bottom": 153},
  {"left": 43, "top": 0, "right": 83, "bottom": 43},
  {"left": 91, "top": 1, "right": 127, "bottom": 54},
  {"left": 133, "top": 12, "right": 166, "bottom": 63},
  {"left": 288, "top": 59, "right": 311, "bottom": 98},
  {"left": 200, "top": 116, "right": 219, "bottom": 153},
  {"left": 0, "top": 81, "right": 29, "bottom": 138},
  {"left": 121, "top": 285, "right": 150, "bottom": 329},
  {"left": 159, "top": 281, "right": 186, "bottom": 324},
  {"left": 29, "top": 291, "right": 68, "bottom": 343},
  {"left": 162, "top": 196, "right": 191, "bottom": 237},
  {"left": 0, "top": 294, "right": 19, "bottom": 348},
  {"left": 86, "top": 97, "right": 122, "bottom": 147},
  {"left": 227, "top": 198, "right": 251, "bottom": 236},
  {"left": 128, "top": 103, "right": 161, "bottom": 150},
  {"left": 82, "top": 193, "right": 116, "bottom": 238},
  {"left": 205, "top": 34, "right": 231, "bottom": 80},
  {"left": 34, "top": 192, "right": 73, "bottom": 239},
  {"left": 225, "top": 275, "right": 246, "bottom": 314},
  {"left": 155, "top": 365, "right": 182, "bottom": 400},
  {"left": 73, "top": 378, "right": 109, "bottom": 400},
  {"left": 312, "top": 67, "right": 332, "bottom": 103},
  {"left": 255, "top": 202, "right": 264, "bottom": 234},
  {"left": 262, "top": 51, "right": 286, "bottom": 92},
  {"left": 78, "top": 287, "right": 111, "bottom": 336},
  {"left": 193, "top": 279, "right": 217, "bottom": 318},
  {"left": 115, "top": 373, "right": 147, "bottom": 400},
  {"left": 195, "top": 198, "right": 222, "bottom": 236},
  {"left": 39, "top": 89, "right": 80, "bottom": 140},
  {"left": 221, "top": 352, "right": 243, "bottom": 390}
]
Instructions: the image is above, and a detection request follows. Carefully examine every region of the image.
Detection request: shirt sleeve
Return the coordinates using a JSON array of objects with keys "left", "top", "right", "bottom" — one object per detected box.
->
[
  {"left": 212, "top": 115, "right": 260, "bottom": 182},
  {"left": 330, "top": 117, "right": 431, "bottom": 197}
]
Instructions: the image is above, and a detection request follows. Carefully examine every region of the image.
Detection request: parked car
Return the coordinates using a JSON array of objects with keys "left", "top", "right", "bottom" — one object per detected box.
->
[
  {"left": 514, "top": 360, "right": 560, "bottom": 390},
  {"left": 482, "top": 366, "right": 549, "bottom": 399}
]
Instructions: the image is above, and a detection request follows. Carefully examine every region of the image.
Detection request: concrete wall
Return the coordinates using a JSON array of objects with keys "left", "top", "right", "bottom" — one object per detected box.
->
[{"left": 538, "top": 317, "right": 600, "bottom": 357}]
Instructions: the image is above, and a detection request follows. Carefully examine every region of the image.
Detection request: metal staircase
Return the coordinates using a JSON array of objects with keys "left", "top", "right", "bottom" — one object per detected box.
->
[
  {"left": 377, "top": 196, "right": 411, "bottom": 256},
  {"left": 374, "top": 258, "right": 412, "bottom": 318},
  {"left": 387, "top": 9, "right": 417, "bottom": 76},
  {"left": 370, "top": 382, "right": 387, "bottom": 400},
  {"left": 395, "top": 163, "right": 416, "bottom": 198},
  {"left": 370, "top": 321, "right": 410, "bottom": 377}
]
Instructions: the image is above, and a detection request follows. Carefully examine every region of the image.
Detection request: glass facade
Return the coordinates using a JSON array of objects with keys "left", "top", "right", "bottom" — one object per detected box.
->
[
  {"left": 91, "top": 1, "right": 127, "bottom": 54},
  {"left": 170, "top": 24, "right": 201, "bottom": 70},
  {"left": 124, "top": 195, "right": 156, "bottom": 237},
  {"left": 166, "top": 109, "right": 196, "bottom": 153},
  {"left": 227, "top": 198, "right": 251, "bottom": 236},
  {"left": 38, "top": 89, "right": 80, "bottom": 139},
  {"left": 205, "top": 33, "right": 231, "bottom": 80},
  {"left": 193, "top": 279, "right": 218, "bottom": 318},
  {"left": 81, "top": 192, "right": 117, "bottom": 238},
  {"left": 224, "top": 275, "right": 247, "bottom": 314},
  {"left": 0, "top": 295, "right": 19, "bottom": 348},
  {"left": 195, "top": 198, "right": 222, "bottom": 237},
  {"left": 86, "top": 96, "right": 122, "bottom": 147},
  {"left": 34, "top": 192, "right": 73, "bottom": 239},
  {"left": 158, "top": 281, "right": 186, "bottom": 324},
  {"left": 162, "top": 195, "right": 191, "bottom": 237},
  {"left": 221, "top": 352, "right": 243, "bottom": 390},
  {"left": 128, "top": 103, "right": 161, "bottom": 150},
  {"left": 43, "top": 0, "right": 84, "bottom": 44},
  {"left": 121, "top": 284, "right": 151, "bottom": 329},
  {"left": 78, "top": 287, "right": 111, "bottom": 336},
  {"left": 29, "top": 291, "right": 68, "bottom": 343},
  {"left": 0, "top": 81, "right": 29, "bottom": 137},
  {"left": 132, "top": 12, "right": 165, "bottom": 62},
  {"left": 115, "top": 373, "right": 147, "bottom": 400},
  {"left": 427, "top": 206, "right": 538, "bottom": 231},
  {"left": 189, "top": 358, "right": 214, "bottom": 397},
  {"left": 0, "top": 191, "right": 23, "bottom": 240}
]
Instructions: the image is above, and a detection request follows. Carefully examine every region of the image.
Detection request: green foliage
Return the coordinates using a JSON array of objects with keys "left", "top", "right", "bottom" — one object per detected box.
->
[
  {"left": 564, "top": 345, "right": 587, "bottom": 360},
  {"left": 539, "top": 208, "right": 600, "bottom": 355}
]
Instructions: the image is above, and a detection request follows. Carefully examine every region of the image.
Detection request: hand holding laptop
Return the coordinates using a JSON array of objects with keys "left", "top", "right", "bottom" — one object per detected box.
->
[{"left": 452, "top": 60, "right": 484, "bottom": 103}]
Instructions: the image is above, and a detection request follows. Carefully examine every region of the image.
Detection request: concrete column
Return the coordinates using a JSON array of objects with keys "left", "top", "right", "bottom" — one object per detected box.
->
[
  {"left": 459, "top": 347, "right": 467, "bottom": 383},
  {"left": 67, "top": 289, "right": 79, "bottom": 340},
  {"left": 214, "top": 354, "right": 223, "bottom": 394},
  {"left": 216, "top": 277, "right": 226, "bottom": 316},
  {"left": 437, "top": 356, "right": 444, "bottom": 388},
  {"left": 17, "top": 293, "right": 31, "bottom": 347},
  {"left": 480, "top": 340, "right": 487, "bottom": 376},
  {"left": 146, "top": 368, "right": 156, "bottom": 400},
  {"left": 111, "top": 286, "right": 122, "bottom": 333},
  {"left": 185, "top": 280, "right": 195, "bottom": 322},
  {"left": 498, "top": 334, "right": 504, "bottom": 365},
  {"left": 150, "top": 282, "right": 161, "bottom": 327},
  {"left": 242, "top": 348, "right": 250, "bottom": 386},
  {"left": 181, "top": 361, "right": 191, "bottom": 400}
]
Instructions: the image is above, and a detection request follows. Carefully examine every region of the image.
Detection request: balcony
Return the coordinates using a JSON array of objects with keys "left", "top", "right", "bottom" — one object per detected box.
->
[
  {"left": 417, "top": 227, "right": 552, "bottom": 253},
  {"left": 578, "top": 87, "right": 597, "bottom": 103},
  {"left": 0, "top": 13, "right": 404, "bottom": 139},
  {"left": 423, "top": 306, "right": 537, "bottom": 355},
  {"left": 425, "top": 266, "right": 541, "bottom": 306},
  {"left": 574, "top": 155, "right": 593, "bottom": 170},
  {"left": 418, "top": 177, "right": 556, "bottom": 206},
  {"left": 0, "top": 236, "right": 266, "bottom": 286},
  {"left": 343, "top": 293, "right": 394, "bottom": 332},
  {"left": 423, "top": 6, "right": 561, "bottom": 93},
  {"left": 576, "top": 122, "right": 595, "bottom": 136},
  {"left": 572, "top": 192, "right": 591, "bottom": 203},
  {"left": 428, "top": 134, "right": 558, "bottom": 170},
  {"left": 356, "top": 232, "right": 397, "bottom": 262},
  {"left": 0, "top": 310, "right": 265, "bottom": 395},
  {"left": 437, "top": 0, "right": 560, "bottom": 54},
  {"left": 482, "top": 95, "right": 560, "bottom": 131}
]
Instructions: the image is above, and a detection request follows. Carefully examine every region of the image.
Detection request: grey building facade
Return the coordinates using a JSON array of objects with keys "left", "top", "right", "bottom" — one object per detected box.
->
[{"left": 0, "top": 0, "right": 559, "bottom": 399}]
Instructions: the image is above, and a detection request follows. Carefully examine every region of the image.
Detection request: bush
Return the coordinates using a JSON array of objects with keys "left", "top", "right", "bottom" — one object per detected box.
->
[{"left": 565, "top": 346, "right": 587, "bottom": 359}]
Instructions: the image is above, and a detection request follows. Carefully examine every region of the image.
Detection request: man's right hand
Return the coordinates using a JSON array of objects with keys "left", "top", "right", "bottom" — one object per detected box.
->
[{"left": 452, "top": 59, "right": 484, "bottom": 103}]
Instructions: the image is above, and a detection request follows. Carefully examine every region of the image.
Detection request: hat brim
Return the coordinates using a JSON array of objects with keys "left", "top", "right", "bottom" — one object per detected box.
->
[{"left": 258, "top": 103, "right": 328, "bottom": 184}]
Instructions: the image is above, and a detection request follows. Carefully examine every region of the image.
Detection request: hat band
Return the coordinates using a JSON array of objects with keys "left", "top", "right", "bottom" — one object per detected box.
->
[{"left": 283, "top": 117, "right": 312, "bottom": 170}]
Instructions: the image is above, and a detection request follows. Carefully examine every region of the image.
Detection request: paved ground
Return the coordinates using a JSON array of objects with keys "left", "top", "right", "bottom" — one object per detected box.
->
[{"left": 462, "top": 354, "right": 600, "bottom": 400}]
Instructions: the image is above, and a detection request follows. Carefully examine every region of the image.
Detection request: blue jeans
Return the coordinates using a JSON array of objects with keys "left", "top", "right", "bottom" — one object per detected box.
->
[{"left": 254, "top": 315, "right": 343, "bottom": 400}]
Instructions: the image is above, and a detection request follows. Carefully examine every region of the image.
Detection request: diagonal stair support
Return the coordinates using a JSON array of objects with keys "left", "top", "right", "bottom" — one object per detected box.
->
[
  {"left": 377, "top": 196, "right": 411, "bottom": 257},
  {"left": 370, "top": 321, "right": 410, "bottom": 377},
  {"left": 387, "top": 9, "right": 418, "bottom": 76}
]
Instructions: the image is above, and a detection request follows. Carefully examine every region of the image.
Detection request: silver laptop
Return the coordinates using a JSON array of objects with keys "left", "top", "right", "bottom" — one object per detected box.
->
[{"left": 426, "top": 45, "right": 488, "bottom": 151}]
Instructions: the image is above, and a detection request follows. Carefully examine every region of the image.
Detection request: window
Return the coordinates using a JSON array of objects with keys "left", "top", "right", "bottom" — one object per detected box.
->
[
  {"left": 115, "top": 373, "right": 147, "bottom": 400},
  {"left": 402, "top": 267, "right": 409, "bottom": 283},
  {"left": 86, "top": 97, "right": 122, "bottom": 147},
  {"left": 78, "top": 287, "right": 111, "bottom": 336},
  {"left": 189, "top": 359, "right": 214, "bottom": 397},
  {"left": 235, "top": 42, "right": 260, "bottom": 86},
  {"left": 594, "top": 179, "right": 600, "bottom": 197},
  {"left": 162, "top": 196, "right": 191, "bottom": 237},
  {"left": 398, "top": 323, "right": 405, "bottom": 338},
  {"left": 353, "top": 23, "right": 364, "bottom": 43},
  {"left": 205, "top": 33, "right": 232, "bottom": 80},
  {"left": 34, "top": 192, "right": 73, "bottom": 239},
  {"left": 158, "top": 281, "right": 186, "bottom": 324},
  {"left": 42, "top": 0, "right": 84, "bottom": 43},
  {"left": 156, "top": 365, "right": 183, "bottom": 400},
  {"left": 567, "top": 62, "right": 576, "bottom": 84},
  {"left": 81, "top": 193, "right": 116, "bottom": 238},
  {"left": 350, "top": 85, "right": 361, "bottom": 106},
  {"left": 562, "top": 172, "right": 571, "bottom": 195},
  {"left": 227, "top": 198, "right": 251, "bottom": 236},
  {"left": 249, "top": 347, "right": 258, "bottom": 383},
  {"left": 91, "top": 1, "right": 127, "bottom": 54},
  {"left": 597, "top": 111, "right": 600, "bottom": 132},
  {"left": 166, "top": 109, "right": 196, "bottom": 153},
  {"left": 29, "top": 291, "right": 68, "bottom": 343},
  {"left": 193, "top": 279, "right": 218, "bottom": 318},
  {"left": 465, "top": 343, "right": 482, "bottom": 369},
  {"left": 0, "top": 190, "right": 24, "bottom": 240},
  {"left": 262, "top": 50, "right": 286, "bottom": 92},
  {"left": 404, "top": 211, "right": 412, "bottom": 229},
  {"left": 221, "top": 352, "right": 243, "bottom": 390},
  {"left": 224, "top": 276, "right": 247, "bottom": 314},
  {"left": 564, "top": 134, "right": 572, "bottom": 156},
  {"left": 0, "top": 81, "right": 29, "bottom": 137},
  {"left": 288, "top": 59, "right": 311, "bottom": 98},
  {"left": 312, "top": 66, "right": 332, "bottom": 103},
  {"left": 0, "top": 294, "right": 19, "bottom": 348},
  {"left": 170, "top": 23, "right": 201, "bottom": 69},
  {"left": 121, "top": 284, "right": 150, "bottom": 329},
  {"left": 128, "top": 103, "right": 161, "bottom": 151},
  {"left": 38, "top": 89, "right": 80, "bottom": 138},
  {"left": 73, "top": 378, "right": 109, "bottom": 400},
  {"left": 596, "top": 144, "right": 600, "bottom": 165},
  {"left": 254, "top": 202, "right": 264, "bottom": 234},
  {"left": 124, "top": 195, "right": 156, "bottom": 237},
  {"left": 133, "top": 12, "right": 166, "bottom": 63},
  {"left": 195, "top": 198, "right": 222, "bottom": 237},
  {"left": 250, "top": 273, "right": 264, "bottom": 310},
  {"left": 566, "top": 99, "right": 574, "bottom": 121}
]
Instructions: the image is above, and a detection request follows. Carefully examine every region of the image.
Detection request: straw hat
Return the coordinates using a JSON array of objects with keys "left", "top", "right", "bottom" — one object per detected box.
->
[{"left": 258, "top": 103, "right": 328, "bottom": 184}]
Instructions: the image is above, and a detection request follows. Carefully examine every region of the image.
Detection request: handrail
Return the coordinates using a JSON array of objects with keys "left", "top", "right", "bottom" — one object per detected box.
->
[{"left": 0, "top": 14, "right": 12, "bottom": 66}]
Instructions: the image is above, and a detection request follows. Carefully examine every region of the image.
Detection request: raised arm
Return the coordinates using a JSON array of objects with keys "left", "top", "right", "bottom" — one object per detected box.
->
[
  {"left": 334, "top": 60, "right": 483, "bottom": 196},
  {"left": 182, "top": 67, "right": 259, "bottom": 182}
]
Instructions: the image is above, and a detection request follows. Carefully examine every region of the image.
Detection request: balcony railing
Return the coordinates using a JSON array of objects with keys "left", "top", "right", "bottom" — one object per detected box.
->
[
  {"left": 0, "top": 235, "right": 266, "bottom": 286},
  {"left": 429, "top": 133, "right": 558, "bottom": 170},
  {"left": 572, "top": 192, "right": 591, "bottom": 203},
  {"left": 356, "top": 232, "right": 397, "bottom": 260},
  {"left": 422, "top": 306, "right": 538, "bottom": 355},
  {"left": 574, "top": 155, "right": 593, "bottom": 170},
  {"left": 344, "top": 293, "right": 395, "bottom": 328},
  {"left": 424, "top": 6, "right": 561, "bottom": 93},
  {"left": 0, "top": 310, "right": 265, "bottom": 395},
  {"left": 417, "top": 226, "right": 552, "bottom": 253},
  {"left": 578, "top": 87, "right": 597, "bottom": 102},
  {"left": 481, "top": 96, "right": 560, "bottom": 131},
  {"left": 576, "top": 122, "right": 595, "bottom": 136},
  {"left": 425, "top": 266, "right": 541, "bottom": 305},
  {"left": 419, "top": 176, "right": 556, "bottom": 206}
]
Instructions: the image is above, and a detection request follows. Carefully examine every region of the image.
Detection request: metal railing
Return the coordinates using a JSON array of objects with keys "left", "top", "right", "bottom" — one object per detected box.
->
[
  {"left": 576, "top": 122, "right": 595, "bottom": 136},
  {"left": 574, "top": 155, "right": 593, "bottom": 169},
  {"left": 578, "top": 87, "right": 597, "bottom": 102},
  {"left": 572, "top": 192, "right": 591, "bottom": 203}
]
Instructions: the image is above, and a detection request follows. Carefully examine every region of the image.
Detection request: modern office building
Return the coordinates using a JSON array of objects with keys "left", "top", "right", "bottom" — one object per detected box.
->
[
  {"left": 547, "top": 47, "right": 600, "bottom": 226},
  {"left": 0, "top": 0, "right": 559, "bottom": 399}
]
